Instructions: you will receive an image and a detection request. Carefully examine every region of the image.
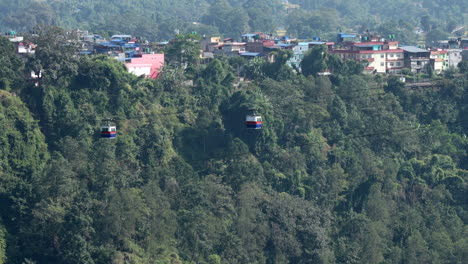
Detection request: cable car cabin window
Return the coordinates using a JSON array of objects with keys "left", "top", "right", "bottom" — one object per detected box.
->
[
  {"left": 101, "top": 127, "right": 109, "bottom": 132},
  {"left": 111, "top": 127, "right": 116, "bottom": 132},
  {"left": 246, "top": 115, "right": 261, "bottom": 122},
  {"left": 257, "top": 117, "right": 262, "bottom": 122}
]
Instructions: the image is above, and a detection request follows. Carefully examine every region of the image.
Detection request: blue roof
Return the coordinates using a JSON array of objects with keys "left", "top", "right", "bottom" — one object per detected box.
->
[
  {"left": 240, "top": 52, "right": 261, "bottom": 56},
  {"left": 242, "top": 34, "right": 257, "bottom": 37},
  {"left": 111, "top": 35, "right": 132, "bottom": 39},
  {"left": 277, "top": 44, "right": 294, "bottom": 47},
  {"left": 123, "top": 43, "right": 138, "bottom": 48},
  {"left": 96, "top": 42, "right": 121, "bottom": 48},
  {"left": 339, "top": 33, "right": 356, "bottom": 38},
  {"left": 309, "top": 41, "right": 326, "bottom": 45}
]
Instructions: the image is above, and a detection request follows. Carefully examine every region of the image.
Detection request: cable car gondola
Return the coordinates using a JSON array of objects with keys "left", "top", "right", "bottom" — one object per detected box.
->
[
  {"left": 245, "top": 109, "right": 263, "bottom": 129},
  {"left": 100, "top": 119, "right": 117, "bottom": 138}
]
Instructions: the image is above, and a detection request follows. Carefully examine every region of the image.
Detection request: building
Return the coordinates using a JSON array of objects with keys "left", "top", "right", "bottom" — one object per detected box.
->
[
  {"left": 245, "top": 41, "right": 265, "bottom": 53},
  {"left": 241, "top": 34, "right": 259, "bottom": 43},
  {"left": 385, "top": 48, "right": 405, "bottom": 74},
  {"left": 213, "top": 42, "right": 246, "bottom": 56},
  {"left": 400, "top": 46, "right": 431, "bottom": 73},
  {"left": 429, "top": 50, "right": 448, "bottom": 74},
  {"left": 200, "top": 37, "right": 222, "bottom": 52},
  {"left": 463, "top": 48, "right": 468, "bottom": 61},
  {"left": 446, "top": 49, "right": 463, "bottom": 68},
  {"left": 336, "top": 33, "right": 358, "bottom": 44},
  {"left": 288, "top": 41, "right": 334, "bottom": 69},
  {"left": 4, "top": 31, "right": 23, "bottom": 43},
  {"left": 242, "top": 32, "right": 277, "bottom": 54},
  {"left": 17, "top": 42, "right": 36, "bottom": 54},
  {"left": 288, "top": 42, "right": 310, "bottom": 69},
  {"left": 333, "top": 40, "right": 404, "bottom": 74},
  {"left": 125, "top": 54, "right": 164, "bottom": 79}
]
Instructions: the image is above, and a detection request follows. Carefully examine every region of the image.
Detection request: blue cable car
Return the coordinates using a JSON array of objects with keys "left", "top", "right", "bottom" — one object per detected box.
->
[
  {"left": 100, "top": 119, "right": 117, "bottom": 138},
  {"left": 246, "top": 110, "right": 263, "bottom": 129}
]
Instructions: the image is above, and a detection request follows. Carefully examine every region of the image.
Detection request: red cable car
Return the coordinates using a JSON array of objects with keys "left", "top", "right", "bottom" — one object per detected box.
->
[
  {"left": 100, "top": 119, "right": 117, "bottom": 138},
  {"left": 245, "top": 109, "right": 263, "bottom": 129}
]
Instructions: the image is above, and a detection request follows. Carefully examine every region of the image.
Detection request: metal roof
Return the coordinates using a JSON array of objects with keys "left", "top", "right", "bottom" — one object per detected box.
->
[
  {"left": 338, "top": 33, "right": 356, "bottom": 38},
  {"left": 240, "top": 52, "right": 261, "bottom": 56},
  {"left": 276, "top": 43, "right": 294, "bottom": 47},
  {"left": 400, "top": 46, "right": 429, "bottom": 53},
  {"left": 96, "top": 42, "right": 121, "bottom": 48},
  {"left": 111, "top": 35, "right": 132, "bottom": 38},
  {"left": 308, "top": 41, "right": 326, "bottom": 45},
  {"left": 356, "top": 44, "right": 378, "bottom": 48}
]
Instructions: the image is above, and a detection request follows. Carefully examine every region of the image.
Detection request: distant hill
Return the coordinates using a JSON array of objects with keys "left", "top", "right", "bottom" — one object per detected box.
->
[{"left": 0, "top": 0, "right": 466, "bottom": 41}]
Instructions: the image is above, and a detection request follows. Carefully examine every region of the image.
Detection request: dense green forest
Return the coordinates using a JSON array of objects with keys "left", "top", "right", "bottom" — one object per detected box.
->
[
  {"left": 0, "top": 0, "right": 466, "bottom": 43},
  {"left": 1, "top": 27, "right": 468, "bottom": 264}
]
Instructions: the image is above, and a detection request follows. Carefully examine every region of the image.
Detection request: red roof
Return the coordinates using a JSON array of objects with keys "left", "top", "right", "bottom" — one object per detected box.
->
[
  {"left": 354, "top": 42, "right": 384, "bottom": 46},
  {"left": 126, "top": 54, "right": 164, "bottom": 79},
  {"left": 431, "top": 50, "right": 447, "bottom": 54},
  {"left": 263, "top": 41, "right": 275, "bottom": 47}
]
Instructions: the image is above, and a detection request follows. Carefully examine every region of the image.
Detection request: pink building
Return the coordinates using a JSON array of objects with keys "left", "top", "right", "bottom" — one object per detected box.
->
[{"left": 125, "top": 54, "right": 164, "bottom": 79}]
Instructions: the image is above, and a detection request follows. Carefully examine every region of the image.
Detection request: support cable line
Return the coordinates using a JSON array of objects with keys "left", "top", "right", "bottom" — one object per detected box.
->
[{"left": 184, "top": 118, "right": 468, "bottom": 162}]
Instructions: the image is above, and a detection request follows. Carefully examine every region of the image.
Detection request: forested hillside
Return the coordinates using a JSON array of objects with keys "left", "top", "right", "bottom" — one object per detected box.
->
[
  {"left": 0, "top": 0, "right": 466, "bottom": 42},
  {"left": 1, "top": 29, "right": 468, "bottom": 264}
]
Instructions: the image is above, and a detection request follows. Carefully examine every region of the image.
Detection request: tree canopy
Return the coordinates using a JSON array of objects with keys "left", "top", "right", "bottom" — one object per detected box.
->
[{"left": 0, "top": 28, "right": 467, "bottom": 264}]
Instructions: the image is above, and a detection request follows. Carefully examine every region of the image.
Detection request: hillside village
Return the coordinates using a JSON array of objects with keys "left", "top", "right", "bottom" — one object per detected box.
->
[
  {"left": 1, "top": 21, "right": 468, "bottom": 264},
  {"left": 4, "top": 29, "right": 468, "bottom": 83}
]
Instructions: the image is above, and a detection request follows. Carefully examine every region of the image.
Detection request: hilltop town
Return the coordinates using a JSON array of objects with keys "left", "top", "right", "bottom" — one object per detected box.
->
[
  {"left": 4, "top": 29, "right": 468, "bottom": 84},
  {"left": 1, "top": 24, "right": 468, "bottom": 264}
]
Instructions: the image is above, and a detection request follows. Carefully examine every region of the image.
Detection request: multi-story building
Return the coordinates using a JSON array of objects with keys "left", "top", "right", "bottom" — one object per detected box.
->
[
  {"left": 332, "top": 40, "right": 404, "bottom": 74},
  {"left": 446, "top": 49, "right": 463, "bottom": 68},
  {"left": 400, "top": 46, "right": 431, "bottom": 73},
  {"left": 430, "top": 50, "right": 448, "bottom": 74},
  {"left": 462, "top": 48, "right": 468, "bottom": 62},
  {"left": 200, "top": 37, "right": 222, "bottom": 52},
  {"left": 385, "top": 48, "right": 405, "bottom": 74},
  {"left": 288, "top": 42, "right": 310, "bottom": 69},
  {"left": 213, "top": 42, "right": 246, "bottom": 56}
]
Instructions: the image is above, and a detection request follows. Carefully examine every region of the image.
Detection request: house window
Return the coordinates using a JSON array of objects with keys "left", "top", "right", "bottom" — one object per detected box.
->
[
  {"left": 381, "top": 62, "right": 384, "bottom": 66},
  {"left": 396, "top": 54, "right": 400, "bottom": 57},
  {"left": 390, "top": 62, "right": 394, "bottom": 66},
  {"left": 381, "top": 54, "right": 385, "bottom": 58},
  {"left": 397, "top": 62, "right": 401, "bottom": 66},
  {"left": 390, "top": 54, "right": 394, "bottom": 57}
]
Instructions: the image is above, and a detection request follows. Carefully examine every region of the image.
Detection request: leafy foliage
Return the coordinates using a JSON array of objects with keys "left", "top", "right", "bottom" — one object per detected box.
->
[{"left": 0, "top": 26, "right": 467, "bottom": 264}]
